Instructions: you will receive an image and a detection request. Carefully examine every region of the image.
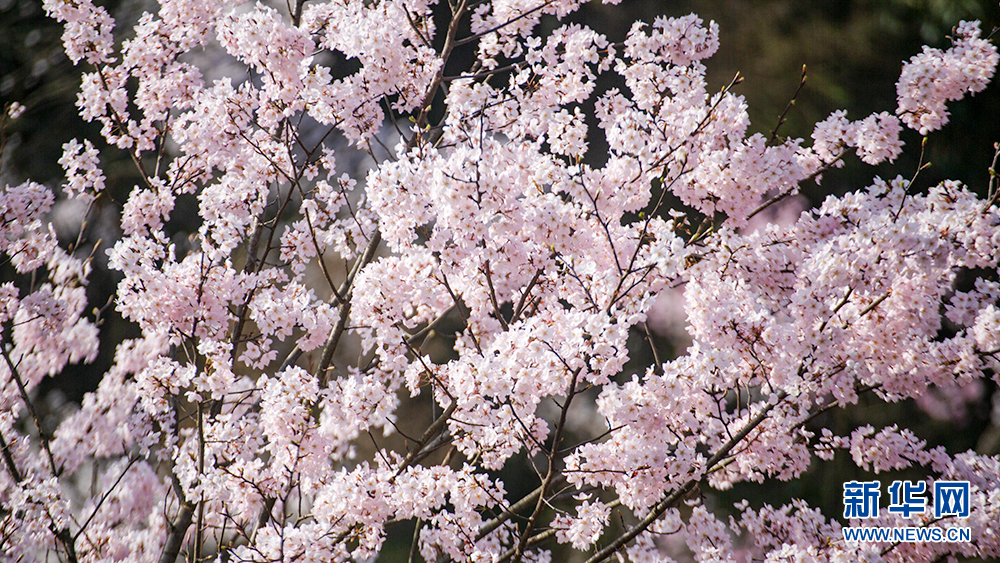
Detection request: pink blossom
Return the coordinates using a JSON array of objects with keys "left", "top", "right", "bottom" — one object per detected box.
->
[
  {"left": 897, "top": 20, "right": 999, "bottom": 134},
  {"left": 3, "top": 3, "right": 1000, "bottom": 563}
]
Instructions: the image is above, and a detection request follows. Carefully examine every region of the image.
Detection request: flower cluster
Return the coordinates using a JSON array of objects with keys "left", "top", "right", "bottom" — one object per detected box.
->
[
  {"left": 2, "top": 2, "right": 999, "bottom": 563},
  {"left": 897, "top": 20, "right": 999, "bottom": 134},
  {"left": 58, "top": 139, "right": 106, "bottom": 204},
  {"left": 812, "top": 110, "right": 904, "bottom": 167}
]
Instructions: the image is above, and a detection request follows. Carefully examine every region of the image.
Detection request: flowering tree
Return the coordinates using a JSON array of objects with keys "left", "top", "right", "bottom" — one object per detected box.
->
[{"left": 2, "top": 0, "right": 1000, "bottom": 561}]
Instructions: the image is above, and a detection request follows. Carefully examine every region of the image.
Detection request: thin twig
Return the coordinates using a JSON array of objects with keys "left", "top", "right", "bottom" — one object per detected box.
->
[
  {"left": 511, "top": 368, "right": 581, "bottom": 563},
  {"left": 982, "top": 141, "right": 1000, "bottom": 212},
  {"left": 511, "top": 267, "right": 545, "bottom": 325},
  {"left": 768, "top": 65, "right": 807, "bottom": 146},
  {"left": 452, "top": 0, "right": 556, "bottom": 47},
  {"left": 0, "top": 345, "right": 59, "bottom": 477},
  {"left": 394, "top": 400, "right": 458, "bottom": 479},
  {"left": 483, "top": 260, "right": 510, "bottom": 331}
]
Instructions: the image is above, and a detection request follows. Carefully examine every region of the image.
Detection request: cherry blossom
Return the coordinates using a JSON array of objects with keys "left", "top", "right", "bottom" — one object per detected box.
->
[
  {"left": 1, "top": 2, "right": 999, "bottom": 562},
  {"left": 897, "top": 20, "right": 999, "bottom": 135}
]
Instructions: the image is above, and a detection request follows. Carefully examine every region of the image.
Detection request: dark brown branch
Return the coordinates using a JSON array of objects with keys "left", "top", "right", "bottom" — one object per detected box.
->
[
  {"left": 74, "top": 456, "right": 139, "bottom": 542},
  {"left": 292, "top": 0, "right": 307, "bottom": 27},
  {"left": 483, "top": 260, "right": 510, "bottom": 331},
  {"left": 0, "top": 345, "right": 59, "bottom": 477},
  {"left": 510, "top": 267, "right": 545, "bottom": 325},
  {"left": 158, "top": 476, "right": 195, "bottom": 563},
  {"left": 0, "top": 430, "right": 21, "bottom": 483},
  {"left": 317, "top": 229, "right": 382, "bottom": 386},
  {"left": 511, "top": 368, "right": 581, "bottom": 563},
  {"left": 414, "top": 0, "right": 469, "bottom": 131},
  {"left": 983, "top": 141, "right": 1000, "bottom": 212},
  {"left": 476, "top": 479, "right": 551, "bottom": 541},
  {"left": 394, "top": 400, "right": 458, "bottom": 479},
  {"left": 228, "top": 220, "right": 264, "bottom": 366},
  {"left": 452, "top": 0, "right": 556, "bottom": 47},
  {"left": 407, "top": 518, "right": 423, "bottom": 563},
  {"left": 497, "top": 529, "right": 557, "bottom": 563},
  {"left": 583, "top": 392, "right": 788, "bottom": 563},
  {"left": 438, "top": 269, "right": 484, "bottom": 355},
  {"left": 745, "top": 152, "right": 844, "bottom": 223}
]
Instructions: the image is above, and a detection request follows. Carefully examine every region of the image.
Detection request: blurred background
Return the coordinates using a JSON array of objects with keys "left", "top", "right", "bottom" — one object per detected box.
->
[{"left": 2, "top": 0, "right": 999, "bottom": 560}]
